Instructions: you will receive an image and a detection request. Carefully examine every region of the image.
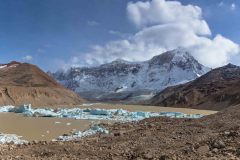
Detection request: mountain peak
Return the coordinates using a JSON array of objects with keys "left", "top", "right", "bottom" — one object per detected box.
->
[
  {"left": 8, "top": 61, "right": 21, "bottom": 65},
  {"left": 224, "top": 63, "right": 239, "bottom": 68},
  {"left": 111, "top": 58, "right": 129, "bottom": 64},
  {"left": 0, "top": 61, "right": 21, "bottom": 66},
  {"left": 149, "top": 48, "right": 200, "bottom": 68},
  {"left": 101, "top": 58, "right": 131, "bottom": 67},
  {"left": 0, "top": 61, "right": 22, "bottom": 70}
]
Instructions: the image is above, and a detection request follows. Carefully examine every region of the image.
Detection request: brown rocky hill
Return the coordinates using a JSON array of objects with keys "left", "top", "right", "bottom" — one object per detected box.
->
[
  {"left": 0, "top": 61, "right": 85, "bottom": 107},
  {"left": 147, "top": 64, "right": 240, "bottom": 111}
]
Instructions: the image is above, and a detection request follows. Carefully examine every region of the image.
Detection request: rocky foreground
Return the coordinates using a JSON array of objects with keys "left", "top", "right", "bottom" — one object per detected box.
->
[{"left": 1, "top": 105, "right": 240, "bottom": 159}]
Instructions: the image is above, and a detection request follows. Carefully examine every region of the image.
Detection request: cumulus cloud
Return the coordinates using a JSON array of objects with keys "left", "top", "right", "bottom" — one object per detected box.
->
[
  {"left": 75, "top": 0, "right": 240, "bottom": 68},
  {"left": 127, "top": 0, "right": 211, "bottom": 35},
  {"left": 22, "top": 55, "right": 33, "bottom": 61}
]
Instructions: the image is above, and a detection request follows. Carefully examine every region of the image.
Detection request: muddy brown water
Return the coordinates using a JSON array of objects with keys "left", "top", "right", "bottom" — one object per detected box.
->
[
  {"left": 0, "top": 104, "right": 217, "bottom": 141},
  {"left": 0, "top": 113, "right": 96, "bottom": 141}
]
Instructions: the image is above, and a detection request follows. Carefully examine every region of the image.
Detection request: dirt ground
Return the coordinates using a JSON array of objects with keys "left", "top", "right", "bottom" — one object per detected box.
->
[{"left": 0, "top": 105, "right": 240, "bottom": 160}]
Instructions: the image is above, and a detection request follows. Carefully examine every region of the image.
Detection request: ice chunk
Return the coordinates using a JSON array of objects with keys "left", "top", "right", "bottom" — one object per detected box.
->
[
  {"left": 13, "top": 104, "right": 32, "bottom": 113},
  {"left": 132, "top": 112, "right": 151, "bottom": 118},
  {"left": 115, "top": 109, "right": 128, "bottom": 116},
  {"left": 55, "top": 125, "right": 109, "bottom": 141},
  {"left": 33, "top": 108, "right": 60, "bottom": 117},
  {"left": 90, "top": 109, "right": 111, "bottom": 115},
  {"left": 0, "top": 134, "right": 27, "bottom": 144},
  {"left": 11, "top": 104, "right": 60, "bottom": 117},
  {"left": 0, "top": 106, "right": 15, "bottom": 112}
]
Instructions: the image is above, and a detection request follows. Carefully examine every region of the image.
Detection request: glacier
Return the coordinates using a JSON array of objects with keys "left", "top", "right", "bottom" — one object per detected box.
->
[{"left": 0, "top": 104, "right": 203, "bottom": 121}]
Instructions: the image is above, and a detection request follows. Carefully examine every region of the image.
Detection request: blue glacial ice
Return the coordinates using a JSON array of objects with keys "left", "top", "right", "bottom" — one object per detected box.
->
[
  {"left": 55, "top": 124, "right": 109, "bottom": 141},
  {"left": 0, "top": 104, "right": 204, "bottom": 122},
  {"left": 0, "top": 105, "right": 15, "bottom": 112},
  {"left": 0, "top": 134, "right": 27, "bottom": 144}
]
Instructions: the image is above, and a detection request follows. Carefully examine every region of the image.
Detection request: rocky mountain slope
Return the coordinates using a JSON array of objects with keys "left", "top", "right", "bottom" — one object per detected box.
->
[
  {"left": 0, "top": 61, "right": 84, "bottom": 106},
  {"left": 51, "top": 49, "right": 210, "bottom": 101},
  {"left": 147, "top": 64, "right": 240, "bottom": 110}
]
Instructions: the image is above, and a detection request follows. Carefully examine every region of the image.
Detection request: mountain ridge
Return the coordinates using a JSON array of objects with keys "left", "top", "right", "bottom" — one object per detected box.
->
[
  {"left": 51, "top": 48, "right": 210, "bottom": 101},
  {"left": 146, "top": 63, "right": 240, "bottom": 110},
  {"left": 0, "top": 61, "right": 85, "bottom": 107}
]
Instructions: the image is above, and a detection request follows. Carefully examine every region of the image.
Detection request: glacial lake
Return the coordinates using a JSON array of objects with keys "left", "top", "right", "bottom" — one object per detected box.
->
[{"left": 0, "top": 103, "right": 217, "bottom": 141}]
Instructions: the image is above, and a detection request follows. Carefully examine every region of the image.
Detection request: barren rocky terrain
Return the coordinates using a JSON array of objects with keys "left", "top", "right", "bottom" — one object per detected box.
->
[
  {"left": 1, "top": 105, "right": 240, "bottom": 159},
  {"left": 0, "top": 61, "right": 84, "bottom": 106},
  {"left": 147, "top": 64, "right": 240, "bottom": 111}
]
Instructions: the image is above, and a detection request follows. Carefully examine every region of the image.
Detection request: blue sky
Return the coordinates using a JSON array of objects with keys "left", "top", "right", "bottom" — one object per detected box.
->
[{"left": 0, "top": 0, "right": 239, "bottom": 71}]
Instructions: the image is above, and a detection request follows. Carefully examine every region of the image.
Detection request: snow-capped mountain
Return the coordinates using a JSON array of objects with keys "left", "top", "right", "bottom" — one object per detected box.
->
[{"left": 51, "top": 49, "right": 210, "bottom": 101}]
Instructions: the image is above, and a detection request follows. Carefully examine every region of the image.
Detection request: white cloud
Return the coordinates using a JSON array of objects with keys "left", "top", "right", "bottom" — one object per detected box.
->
[
  {"left": 73, "top": 0, "right": 240, "bottom": 68},
  {"left": 87, "top": 20, "right": 99, "bottom": 26},
  {"left": 22, "top": 55, "right": 33, "bottom": 61},
  {"left": 218, "top": 1, "right": 237, "bottom": 11},
  {"left": 231, "top": 3, "right": 236, "bottom": 10},
  {"left": 127, "top": 0, "right": 211, "bottom": 36},
  {"left": 188, "top": 35, "right": 240, "bottom": 67},
  {"left": 109, "top": 30, "right": 132, "bottom": 39},
  {"left": 218, "top": 1, "right": 224, "bottom": 7}
]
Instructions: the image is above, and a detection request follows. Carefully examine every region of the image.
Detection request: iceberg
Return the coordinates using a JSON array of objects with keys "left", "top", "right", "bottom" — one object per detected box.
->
[
  {"left": 32, "top": 108, "right": 60, "bottom": 117},
  {"left": 9, "top": 104, "right": 60, "bottom": 117},
  {"left": 131, "top": 111, "right": 151, "bottom": 119},
  {"left": 13, "top": 104, "right": 32, "bottom": 113},
  {"left": 89, "top": 109, "right": 111, "bottom": 115}
]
